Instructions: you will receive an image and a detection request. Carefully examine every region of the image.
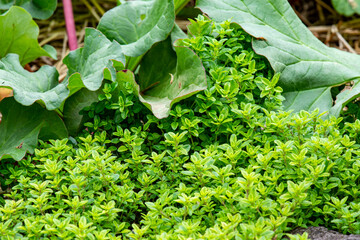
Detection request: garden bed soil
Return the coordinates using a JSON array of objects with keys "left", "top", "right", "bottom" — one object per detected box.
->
[{"left": 291, "top": 226, "right": 360, "bottom": 240}]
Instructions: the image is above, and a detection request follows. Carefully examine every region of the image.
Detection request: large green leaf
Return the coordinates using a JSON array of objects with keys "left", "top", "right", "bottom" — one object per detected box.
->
[
  {"left": 117, "top": 36, "right": 207, "bottom": 119},
  {"left": 0, "top": 54, "right": 68, "bottom": 110},
  {"left": 0, "top": 98, "right": 67, "bottom": 161},
  {"left": 0, "top": 0, "right": 57, "bottom": 19},
  {"left": 97, "top": 0, "right": 175, "bottom": 57},
  {"left": 0, "top": 6, "right": 56, "bottom": 65},
  {"left": 63, "top": 28, "right": 126, "bottom": 95},
  {"left": 63, "top": 88, "right": 100, "bottom": 136},
  {"left": 331, "top": 0, "right": 360, "bottom": 16},
  {"left": 197, "top": 0, "right": 360, "bottom": 116},
  {"left": 330, "top": 79, "right": 360, "bottom": 116}
]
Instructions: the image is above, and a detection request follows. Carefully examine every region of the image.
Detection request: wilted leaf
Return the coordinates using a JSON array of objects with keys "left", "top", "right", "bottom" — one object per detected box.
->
[
  {"left": 0, "top": 87, "right": 13, "bottom": 101},
  {"left": 97, "top": 0, "right": 175, "bottom": 57},
  {"left": 0, "top": 0, "right": 57, "bottom": 19},
  {"left": 197, "top": 0, "right": 360, "bottom": 116},
  {"left": 0, "top": 6, "right": 56, "bottom": 65},
  {"left": 0, "top": 98, "right": 67, "bottom": 161},
  {"left": 63, "top": 28, "right": 125, "bottom": 95},
  {"left": 0, "top": 54, "right": 68, "bottom": 110},
  {"left": 117, "top": 37, "right": 207, "bottom": 119}
]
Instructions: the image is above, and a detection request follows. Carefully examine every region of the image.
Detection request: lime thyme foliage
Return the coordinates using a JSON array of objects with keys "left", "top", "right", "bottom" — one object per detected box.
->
[{"left": 1, "top": 17, "right": 360, "bottom": 239}]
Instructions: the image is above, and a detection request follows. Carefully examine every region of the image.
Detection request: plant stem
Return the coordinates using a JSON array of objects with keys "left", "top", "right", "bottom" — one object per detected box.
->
[
  {"left": 54, "top": 108, "right": 64, "bottom": 118},
  {"left": 175, "top": 0, "right": 191, "bottom": 15},
  {"left": 63, "top": 0, "right": 78, "bottom": 51},
  {"left": 126, "top": 55, "right": 144, "bottom": 72}
]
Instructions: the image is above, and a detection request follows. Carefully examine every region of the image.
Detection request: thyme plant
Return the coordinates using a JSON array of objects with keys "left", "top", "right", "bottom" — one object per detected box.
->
[{"left": 1, "top": 17, "right": 360, "bottom": 239}]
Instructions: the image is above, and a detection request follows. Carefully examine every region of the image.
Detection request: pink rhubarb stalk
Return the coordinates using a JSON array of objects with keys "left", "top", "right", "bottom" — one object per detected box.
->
[{"left": 63, "top": 0, "right": 78, "bottom": 50}]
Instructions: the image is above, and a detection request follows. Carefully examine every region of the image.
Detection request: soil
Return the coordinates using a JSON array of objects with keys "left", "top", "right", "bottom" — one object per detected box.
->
[{"left": 291, "top": 227, "right": 360, "bottom": 239}]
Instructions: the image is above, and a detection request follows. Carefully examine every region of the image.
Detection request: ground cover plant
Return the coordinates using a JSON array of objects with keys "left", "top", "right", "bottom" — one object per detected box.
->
[
  {"left": 1, "top": 15, "right": 360, "bottom": 240},
  {"left": 1, "top": 0, "right": 360, "bottom": 239}
]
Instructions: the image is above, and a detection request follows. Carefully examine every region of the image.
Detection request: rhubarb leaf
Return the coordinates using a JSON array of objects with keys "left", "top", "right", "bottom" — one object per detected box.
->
[
  {"left": 0, "top": 6, "right": 56, "bottom": 65},
  {"left": 63, "top": 88, "right": 100, "bottom": 136},
  {"left": 0, "top": 54, "right": 68, "bottom": 110},
  {"left": 0, "top": 98, "right": 67, "bottom": 161},
  {"left": 97, "top": 0, "right": 175, "bottom": 57},
  {"left": 0, "top": 0, "right": 57, "bottom": 19},
  {"left": 331, "top": 0, "right": 360, "bottom": 16},
  {"left": 63, "top": 28, "right": 126, "bottom": 95},
  {"left": 118, "top": 37, "right": 207, "bottom": 119},
  {"left": 197, "top": 0, "right": 360, "bottom": 116},
  {"left": 330, "top": 80, "right": 360, "bottom": 116}
]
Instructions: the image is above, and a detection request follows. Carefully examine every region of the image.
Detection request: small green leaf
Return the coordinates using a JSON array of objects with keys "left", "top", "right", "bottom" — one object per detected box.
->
[
  {"left": 0, "top": 0, "right": 57, "bottom": 19},
  {"left": 64, "top": 28, "right": 125, "bottom": 95},
  {"left": 0, "top": 6, "right": 56, "bottom": 65},
  {"left": 97, "top": 0, "right": 175, "bottom": 57},
  {"left": 0, "top": 98, "right": 67, "bottom": 161},
  {"left": 331, "top": 0, "right": 360, "bottom": 16},
  {"left": 0, "top": 54, "right": 68, "bottom": 110}
]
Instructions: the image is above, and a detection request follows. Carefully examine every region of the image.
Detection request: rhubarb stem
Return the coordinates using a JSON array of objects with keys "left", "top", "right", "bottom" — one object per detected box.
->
[{"left": 63, "top": 0, "right": 78, "bottom": 50}]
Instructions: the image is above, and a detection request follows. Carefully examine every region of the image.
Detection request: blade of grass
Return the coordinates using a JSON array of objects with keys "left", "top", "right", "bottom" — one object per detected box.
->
[
  {"left": 90, "top": 0, "right": 105, "bottom": 15},
  {"left": 80, "top": 0, "right": 101, "bottom": 21}
]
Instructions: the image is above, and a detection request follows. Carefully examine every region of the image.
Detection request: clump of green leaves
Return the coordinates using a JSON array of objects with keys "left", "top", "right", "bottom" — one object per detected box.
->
[
  {"left": 197, "top": 0, "right": 360, "bottom": 119},
  {"left": 83, "top": 17, "right": 284, "bottom": 148},
  {"left": 1, "top": 17, "right": 360, "bottom": 239},
  {"left": 0, "top": 0, "right": 203, "bottom": 161}
]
